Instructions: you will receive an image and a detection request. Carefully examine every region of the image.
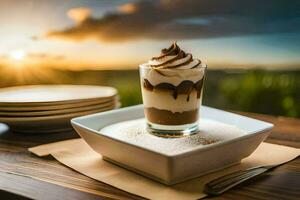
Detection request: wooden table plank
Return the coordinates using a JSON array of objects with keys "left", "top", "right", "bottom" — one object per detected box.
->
[
  {"left": 0, "top": 112, "right": 299, "bottom": 200},
  {"left": 235, "top": 111, "right": 300, "bottom": 148},
  {"left": 0, "top": 170, "right": 110, "bottom": 200},
  {"left": 0, "top": 131, "right": 144, "bottom": 200},
  {"left": 209, "top": 112, "right": 300, "bottom": 200}
]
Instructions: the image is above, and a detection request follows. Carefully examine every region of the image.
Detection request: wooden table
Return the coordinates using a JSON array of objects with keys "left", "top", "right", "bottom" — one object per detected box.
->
[{"left": 0, "top": 112, "right": 299, "bottom": 200}]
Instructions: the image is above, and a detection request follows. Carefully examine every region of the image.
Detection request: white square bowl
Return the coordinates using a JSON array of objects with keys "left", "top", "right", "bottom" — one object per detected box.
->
[{"left": 71, "top": 105, "right": 273, "bottom": 185}]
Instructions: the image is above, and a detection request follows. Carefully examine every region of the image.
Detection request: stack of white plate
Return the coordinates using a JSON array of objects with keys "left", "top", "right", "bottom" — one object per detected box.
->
[{"left": 0, "top": 85, "right": 120, "bottom": 134}]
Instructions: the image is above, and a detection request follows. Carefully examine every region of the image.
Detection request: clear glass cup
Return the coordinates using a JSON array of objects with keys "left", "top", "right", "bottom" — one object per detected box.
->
[{"left": 139, "top": 64, "right": 206, "bottom": 137}]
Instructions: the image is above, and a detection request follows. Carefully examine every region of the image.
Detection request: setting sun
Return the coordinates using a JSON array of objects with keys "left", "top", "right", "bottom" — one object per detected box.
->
[{"left": 9, "top": 49, "right": 26, "bottom": 60}]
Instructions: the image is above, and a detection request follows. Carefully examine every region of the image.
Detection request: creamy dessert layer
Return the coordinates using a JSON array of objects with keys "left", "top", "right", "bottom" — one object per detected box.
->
[
  {"left": 139, "top": 42, "right": 206, "bottom": 126},
  {"left": 141, "top": 89, "right": 201, "bottom": 113},
  {"left": 140, "top": 64, "right": 206, "bottom": 86}
]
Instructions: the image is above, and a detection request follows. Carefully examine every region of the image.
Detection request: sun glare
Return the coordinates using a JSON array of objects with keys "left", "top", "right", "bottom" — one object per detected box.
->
[{"left": 9, "top": 49, "right": 26, "bottom": 60}]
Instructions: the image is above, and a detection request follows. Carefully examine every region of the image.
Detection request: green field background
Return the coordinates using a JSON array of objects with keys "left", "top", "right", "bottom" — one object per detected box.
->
[{"left": 1, "top": 67, "right": 299, "bottom": 118}]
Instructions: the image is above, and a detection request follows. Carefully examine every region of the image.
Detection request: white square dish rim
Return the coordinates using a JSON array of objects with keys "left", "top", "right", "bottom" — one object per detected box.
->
[{"left": 71, "top": 104, "right": 274, "bottom": 158}]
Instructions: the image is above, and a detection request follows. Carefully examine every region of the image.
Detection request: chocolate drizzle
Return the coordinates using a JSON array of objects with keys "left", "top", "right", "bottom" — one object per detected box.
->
[
  {"left": 152, "top": 42, "right": 181, "bottom": 60},
  {"left": 143, "top": 78, "right": 204, "bottom": 101},
  {"left": 142, "top": 42, "right": 206, "bottom": 102},
  {"left": 149, "top": 42, "right": 201, "bottom": 69}
]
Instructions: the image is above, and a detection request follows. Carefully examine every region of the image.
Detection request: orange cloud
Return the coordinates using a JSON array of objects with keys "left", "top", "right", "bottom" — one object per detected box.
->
[
  {"left": 118, "top": 3, "right": 137, "bottom": 14},
  {"left": 67, "top": 7, "right": 92, "bottom": 24},
  {"left": 45, "top": 0, "right": 300, "bottom": 42}
]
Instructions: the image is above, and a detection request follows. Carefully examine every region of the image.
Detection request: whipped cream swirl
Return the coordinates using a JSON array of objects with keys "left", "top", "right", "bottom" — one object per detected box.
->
[
  {"left": 147, "top": 42, "right": 201, "bottom": 69},
  {"left": 140, "top": 42, "right": 206, "bottom": 86}
]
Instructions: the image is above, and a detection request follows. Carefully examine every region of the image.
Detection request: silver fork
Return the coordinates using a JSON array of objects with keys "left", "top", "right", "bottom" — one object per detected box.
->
[{"left": 204, "top": 164, "right": 280, "bottom": 195}]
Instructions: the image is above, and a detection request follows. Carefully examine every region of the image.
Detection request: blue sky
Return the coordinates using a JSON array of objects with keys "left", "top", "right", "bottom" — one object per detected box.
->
[{"left": 0, "top": 0, "right": 299, "bottom": 70}]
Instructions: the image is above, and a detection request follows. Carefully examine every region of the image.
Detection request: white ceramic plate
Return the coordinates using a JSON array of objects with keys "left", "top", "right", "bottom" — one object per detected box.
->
[
  {"left": 0, "top": 97, "right": 118, "bottom": 112},
  {"left": 0, "top": 85, "right": 117, "bottom": 106},
  {"left": 0, "top": 103, "right": 120, "bottom": 126},
  {"left": 0, "top": 101, "right": 116, "bottom": 117},
  {"left": 71, "top": 105, "right": 273, "bottom": 185},
  {"left": 0, "top": 123, "right": 9, "bottom": 134}
]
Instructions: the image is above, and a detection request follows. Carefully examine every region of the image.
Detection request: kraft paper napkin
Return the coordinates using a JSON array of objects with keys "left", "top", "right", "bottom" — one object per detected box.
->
[{"left": 29, "top": 139, "right": 300, "bottom": 200}]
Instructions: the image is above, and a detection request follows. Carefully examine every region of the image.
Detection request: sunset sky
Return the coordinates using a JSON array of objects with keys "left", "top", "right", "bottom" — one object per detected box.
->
[{"left": 0, "top": 0, "right": 299, "bottom": 70}]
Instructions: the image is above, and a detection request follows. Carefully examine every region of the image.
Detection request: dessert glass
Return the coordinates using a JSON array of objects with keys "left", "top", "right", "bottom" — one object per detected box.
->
[{"left": 139, "top": 64, "right": 206, "bottom": 137}]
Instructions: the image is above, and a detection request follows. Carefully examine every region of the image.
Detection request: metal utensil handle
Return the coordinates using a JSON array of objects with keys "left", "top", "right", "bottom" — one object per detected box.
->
[{"left": 204, "top": 166, "right": 269, "bottom": 195}]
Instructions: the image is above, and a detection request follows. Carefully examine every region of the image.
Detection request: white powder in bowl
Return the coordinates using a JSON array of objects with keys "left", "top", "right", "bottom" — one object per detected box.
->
[{"left": 100, "top": 118, "right": 246, "bottom": 156}]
